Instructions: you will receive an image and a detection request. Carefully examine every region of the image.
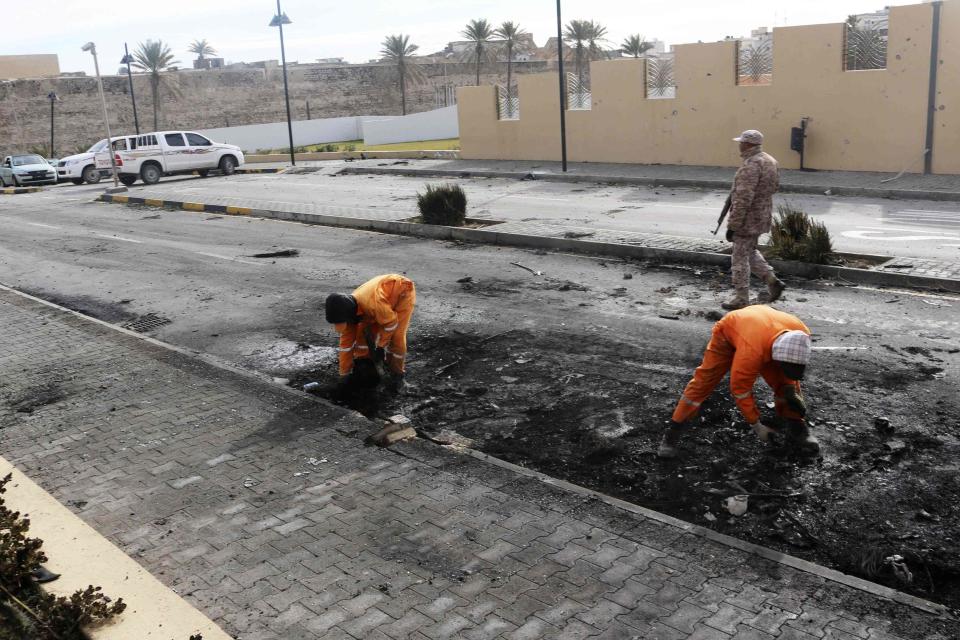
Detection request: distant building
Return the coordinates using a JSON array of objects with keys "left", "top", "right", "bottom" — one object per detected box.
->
[
  {"left": 0, "top": 54, "right": 60, "bottom": 79},
  {"left": 315, "top": 57, "right": 345, "bottom": 65},
  {"left": 193, "top": 57, "right": 225, "bottom": 70}
]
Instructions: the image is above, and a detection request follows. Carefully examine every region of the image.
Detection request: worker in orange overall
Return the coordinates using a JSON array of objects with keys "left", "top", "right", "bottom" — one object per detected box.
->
[
  {"left": 324, "top": 274, "right": 416, "bottom": 391},
  {"left": 658, "top": 305, "right": 819, "bottom": 458}
]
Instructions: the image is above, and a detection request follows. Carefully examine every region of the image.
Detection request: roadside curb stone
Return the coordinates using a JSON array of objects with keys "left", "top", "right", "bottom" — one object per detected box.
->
[{"left": 0, "top": 285, "right": 957, "bottom": 639}]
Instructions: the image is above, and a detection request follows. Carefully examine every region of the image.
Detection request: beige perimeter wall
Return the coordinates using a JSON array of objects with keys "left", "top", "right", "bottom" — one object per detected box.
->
[
  {"left": 459, "top": 2, "right": 958, "bottom": 174},
  {"left": 0, "top": 54, "right": 60, "bottom": 79}
]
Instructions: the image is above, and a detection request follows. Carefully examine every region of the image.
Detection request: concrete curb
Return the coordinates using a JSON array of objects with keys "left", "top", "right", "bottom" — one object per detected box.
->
[
  {"left": 1, "top": 186, "right": 43, "bottom": 194},
  {"left": 337, "top": 165, "right": 960, "bottom": 202},
  {"left": 1, "top": 282, "right": 953, "bottom": 620},
  {"left": 247, "top": 150, "right": 460, "bottom": 163},
  {"left": 234, "top": 167, "right": 287, "bottom": 175},
  {"left": 97, "top": 193, "right": 960, "bottom": 293}
]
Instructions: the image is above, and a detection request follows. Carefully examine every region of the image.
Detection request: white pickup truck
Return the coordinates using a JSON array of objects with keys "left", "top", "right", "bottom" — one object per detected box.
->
[
  {"left": 116, "top": 131, "right": 244, "bottom": 186},
  {"left": 57, "top": 136, "right": 138, "bottom": 184}
]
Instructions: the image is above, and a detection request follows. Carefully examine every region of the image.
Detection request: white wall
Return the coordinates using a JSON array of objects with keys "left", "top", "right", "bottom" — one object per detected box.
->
[
  {"left": 197, "top": 106, "right": 459, "bottom": 152},
  {"left": 361, "top": 106, "right": 459, "bottom": 146}
]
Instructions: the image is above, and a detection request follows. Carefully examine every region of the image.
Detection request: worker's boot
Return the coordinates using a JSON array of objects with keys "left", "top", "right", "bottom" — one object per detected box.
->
[
  {"left": 759, "top": 274, "right": 786, "bottom": 304},
  {"left": 657, "top": 422, "right": 687, "bottom": 459},
  {"left": 721, "top": 288, "right": 751, "bottom": 311},
  {"left": 784, "top": 419, "right": 820, "bottom": 456}
]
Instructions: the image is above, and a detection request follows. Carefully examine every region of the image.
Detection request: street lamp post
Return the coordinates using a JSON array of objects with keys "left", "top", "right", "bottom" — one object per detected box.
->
[
  {"left": 47, "top": 92, "right": 58, "bottom": 158},
  {"left": 270, "top": 1, "right": 296, "bottom": 166},
  {"left": 555, "top": 0, "right": 568, "bottom": 172},
  {"left": 82, "top": 42, "right": 124, "bottom": 192},
  {"left": 120, "top": 43, "right": 140, "bottom": 135}
]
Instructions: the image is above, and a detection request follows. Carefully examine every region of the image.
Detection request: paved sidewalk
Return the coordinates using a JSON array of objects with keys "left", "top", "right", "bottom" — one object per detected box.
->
[
  {"left": 103, "top": 188, "right": 960, "bottom": 287},
  {"left": 1, "top": 286, "right": 957, "bottom": 640},
  {"left": 335, "top": 159, "right": 960, "bottom": 201}
]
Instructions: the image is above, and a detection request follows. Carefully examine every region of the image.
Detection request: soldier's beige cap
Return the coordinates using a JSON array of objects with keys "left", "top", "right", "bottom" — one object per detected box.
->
[{"left": 733, "top": 129, "right": 764, "bottom": 145}]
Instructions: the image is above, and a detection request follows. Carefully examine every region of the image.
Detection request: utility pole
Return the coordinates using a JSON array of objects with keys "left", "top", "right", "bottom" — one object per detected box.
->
[
  {"left": 47, "top": 92, "right": 58, "bottom": 158},
  {"left": 82, "top": 42, "right": 124, "bottom": 192},
  {"left": 555, "top": 0, "right": 568, "bottom": 172},
  {"left": 270, "top": 1, "right": 296, "bottom": 166},
  {"left": 121, "top": 43, "right": 140, "bottom": 134}
]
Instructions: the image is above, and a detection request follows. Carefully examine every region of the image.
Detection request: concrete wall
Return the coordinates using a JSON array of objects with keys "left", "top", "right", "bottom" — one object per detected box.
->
[
  {"left": 458, "top": 2, "right": 957, "bottom": 174},
  {"left": 361, "top": 106, "right": 459, "bottom": 146},
  {"left": 0, "top": 55, "right": 60, "bottom": 79},
  {"left": 199, "top": 116, "right": 364, "bottom": 152},
  {"left": 0, "top": 60, "right": 550, "bottom": 157}
]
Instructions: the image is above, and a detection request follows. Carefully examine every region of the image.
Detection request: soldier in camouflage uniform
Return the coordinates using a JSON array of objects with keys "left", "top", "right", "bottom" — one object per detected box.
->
[{"left": 722, "top": 130, "right": 786, "bottom": 311}]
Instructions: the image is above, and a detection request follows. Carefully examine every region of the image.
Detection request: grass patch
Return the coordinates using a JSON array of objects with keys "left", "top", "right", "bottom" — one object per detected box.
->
[{"left": 253, "top": 138, "right": 460, "bottom": 154}]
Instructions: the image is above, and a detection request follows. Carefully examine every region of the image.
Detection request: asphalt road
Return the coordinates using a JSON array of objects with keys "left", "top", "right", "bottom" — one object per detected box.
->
[{"left": 43, "top": 164, "right": 960, "bottom": 261}]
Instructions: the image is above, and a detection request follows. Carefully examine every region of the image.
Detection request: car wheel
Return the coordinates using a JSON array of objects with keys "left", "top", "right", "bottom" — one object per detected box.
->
[
  {"left": 219, "top": 155, "right": 237, "bottom": 176},
  {"left": 119, "top": 175, "right": 137, "bottom": 186},
  {"left": 197, "top": 169, "right": 210, "bottom": 178},
  {"left": 11, "top": 175, "right": 19, "bottom": 188},
  {"left": 140, "top": 163, "right": 162, "bottom": 185},
  {"left": 71, "top": 178, "right": 84, "bottom": 185},
  {"left": 81, "top": 165, "right": 102, "bottom": 184}
]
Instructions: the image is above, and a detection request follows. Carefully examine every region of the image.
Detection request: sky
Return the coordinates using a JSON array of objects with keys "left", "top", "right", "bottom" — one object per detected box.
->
[{"left": 2, "top": 0, "right": 901, "bottom": 75}]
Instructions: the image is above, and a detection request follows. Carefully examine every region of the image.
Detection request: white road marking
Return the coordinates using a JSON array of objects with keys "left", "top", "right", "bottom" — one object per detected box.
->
[
  {"left": 898, "top": 209, "right": 960, "bottom": 214},
  {"left": 94, "top": 233, "right": 142, "bottom": 244},
  {"left": 866, "top": 224, "right": 959, "bottom": 233},
  {"left": 194, "top": 252, "right": 264, "bottom": 266},
  {"left": 842, "top": 230, "right": 958, "bottom": 241},
  {"left": 27, "top": 222, "right": 62, "bottom": 229}
]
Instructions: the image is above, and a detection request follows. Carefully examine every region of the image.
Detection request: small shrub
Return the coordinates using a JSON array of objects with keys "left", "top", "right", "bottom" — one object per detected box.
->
[
  {"left": 293, "top": 146, "right": 309, "bottom": 154},
  {"left": 417, "top": 184, "right": 467, "bottom": 226},
  {"left": 769, "top": 204, "right": 833, "bottom": 264},
  {"left": 343, "top": 143, "right": 357, "bottom": 152},
  {"left": 254, "top": 148, "right": 273, "bottom": 155}
]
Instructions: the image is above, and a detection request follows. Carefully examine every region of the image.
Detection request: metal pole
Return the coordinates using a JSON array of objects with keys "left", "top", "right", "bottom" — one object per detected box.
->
[
  {"left": 125, "top": 43, "right": 140, "bottom": 134},
  {"left": 555, "top": 0, "right": 568, "bottom": 172},
  {"left": 49, "top": 98, "right": 55, "bottom": 158},
  {"left": 277, "top": 0, "right": 296, "bottom": 166},
  {"left": 924, "top": 1, "right": 942, "bottom": 175},
  {"left": 91, "top": 48, "right": 120, "bottom": 189}
]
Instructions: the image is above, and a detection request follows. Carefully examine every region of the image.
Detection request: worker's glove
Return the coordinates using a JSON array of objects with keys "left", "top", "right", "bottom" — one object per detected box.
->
[
  {"left": 750, "top": 421, "right": 779, "bottom": 443},
  {"left": 783, "top": 386, "right": 807, "bottom": 418},
  {"left": 725, "top": 229, "right": 735, "bottom": 242}
]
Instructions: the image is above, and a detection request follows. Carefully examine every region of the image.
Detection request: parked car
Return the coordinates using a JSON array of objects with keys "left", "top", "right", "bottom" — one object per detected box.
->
[
  {"left": 0, "top": 154, "right": 58, "bottom": 187},
  {"left": 57, "top": 136, "right": 137, "bottom": 185},
  {"left": 116, "top": 131, "right": 244, "bottom": 186}
]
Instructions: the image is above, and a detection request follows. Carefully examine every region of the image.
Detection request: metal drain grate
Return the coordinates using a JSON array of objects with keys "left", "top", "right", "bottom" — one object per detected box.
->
[{"left": 122, "top": 313, "right": 172, "bottom": 333}]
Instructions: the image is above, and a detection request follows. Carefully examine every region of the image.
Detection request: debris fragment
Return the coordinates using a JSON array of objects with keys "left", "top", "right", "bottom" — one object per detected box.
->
[
  {"left": 303, "top": 382, "right": 320, "bottom": 392},
  {"left": 884, "top": 555, "right": 914, "bottom": 585},
  {"left": 457, "top": 276, "right": 473, "bottom": 283},
  {"left": 874, "top": 416, "right": 894, "bottom": 434},
  {"left": 563, "top": 231, "right": 595, "bottom": 239},
  {"left": 725, "top": 495, "right": 749, "bottom": 517},
  {"left": 435, "top": 359, "right": 462, "bottom": 376},
  {"left": 510, "top": 262, "right": 543, "bottom": 276},
  {"left": 623, "top": 273, "right": 633, "bottom": 280},
  {"left": 883, "top": 439, "right": 907, "bottom": 453},
  {"left": 704, "top": 512, "right": 717, "bottom": 522},
  {"left": 249, "top": 249, "right": 300, "bottom": 258},
  {"left": 387, "top": 415, "right": 411, "bottom": 425},
  {"left": 916, "top": 509, "right": 941, "bottom": 523}
]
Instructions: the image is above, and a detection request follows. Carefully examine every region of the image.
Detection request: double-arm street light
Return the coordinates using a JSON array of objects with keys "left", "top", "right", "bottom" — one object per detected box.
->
[
  {"left": 120, "top": 43, "right": 140, "bottom": 135},
  {"left": 81, "top": 41, "right": 124, "bottom": 192},
  {"left": 270, "top": 1, "right": 296, "bottom": 166}
]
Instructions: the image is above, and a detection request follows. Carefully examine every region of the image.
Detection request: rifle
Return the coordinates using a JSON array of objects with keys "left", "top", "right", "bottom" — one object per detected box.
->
[{"left": 712, "top": 195, "right": 732, "bottom": 235}]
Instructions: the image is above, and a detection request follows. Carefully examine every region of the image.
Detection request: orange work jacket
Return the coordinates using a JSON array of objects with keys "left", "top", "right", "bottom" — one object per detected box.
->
[{"left": 335, "top": 274, "right": 414, "bottom": 376}]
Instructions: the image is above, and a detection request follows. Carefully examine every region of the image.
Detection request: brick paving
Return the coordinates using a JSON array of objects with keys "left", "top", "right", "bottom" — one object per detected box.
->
[{"left": 1, "top": 286, "right": 957, "bottom": 640}]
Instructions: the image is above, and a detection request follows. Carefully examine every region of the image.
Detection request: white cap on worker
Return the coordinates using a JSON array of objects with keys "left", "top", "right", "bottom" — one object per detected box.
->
[
  {"left": 733, "top": 129, "right": 764, "bottom": 145},
  {"left": 772, "top": 330, "right": 812, "bottom": 365}
]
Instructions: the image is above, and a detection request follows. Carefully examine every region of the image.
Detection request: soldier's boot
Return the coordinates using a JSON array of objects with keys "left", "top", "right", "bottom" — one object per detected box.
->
[
  {"left": 784, "top": 419, "right": 820, "bottom": 456},
  {"left": 657, "top": 421, "right": 687, "bottom": 459},
  {"left": 759, "top": 274, "right": 786, "bottom": 304},
  {"left": 721, "top": 288, "right": 751, "bottom": 311}
]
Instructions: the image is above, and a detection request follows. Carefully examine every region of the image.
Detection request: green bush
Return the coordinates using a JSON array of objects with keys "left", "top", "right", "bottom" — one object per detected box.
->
[
  {"left": 343, "top": 143, "right": 357, "bottom": 152},
  {"left": 417, "top": 184, "right": 467, "bottom": 226},
  {"left": 769, "top": 204, "right": 833, "bottom": 264}
]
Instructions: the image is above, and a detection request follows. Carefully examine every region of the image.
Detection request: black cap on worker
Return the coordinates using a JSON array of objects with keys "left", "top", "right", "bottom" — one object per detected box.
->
[{"left": 325, "top": 293, "right": 358, "bottom": 324}]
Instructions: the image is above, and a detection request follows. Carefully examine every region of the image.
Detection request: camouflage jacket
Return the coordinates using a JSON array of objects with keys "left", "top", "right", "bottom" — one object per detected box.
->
[{"left": 727, "top": 146, "right": 780, "bottom": 236}]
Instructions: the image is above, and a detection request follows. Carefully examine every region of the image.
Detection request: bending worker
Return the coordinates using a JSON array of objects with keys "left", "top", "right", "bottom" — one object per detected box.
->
[
  {"left": 723, "top": 129, "right": 786, "bottom": 311},
  {"left": 324, "top": 274, "right": 416, "bottom": 389},
  {"left": 658, "top": 305, "right": 819, "bottom": 458}
]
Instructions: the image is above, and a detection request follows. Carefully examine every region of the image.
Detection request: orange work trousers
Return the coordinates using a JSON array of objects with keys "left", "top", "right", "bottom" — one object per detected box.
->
[{"left": 671, "top": 325, "right": 803, "bottom": 424}]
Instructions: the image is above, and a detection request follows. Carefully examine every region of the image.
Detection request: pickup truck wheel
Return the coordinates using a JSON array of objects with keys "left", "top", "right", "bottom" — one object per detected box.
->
[
  {"left": 219, "top": 155, "right": 237, "bottom": 176},
  {"left": 71, "top": 178, "right": 84, "bottom": 185},
  {"left": 82, "top": 165, "right": 102, "bottom": 184},
  {"left": 119, "top": 175, "right": 137, "bottom": 186},
  {"left": 140, "top": 163, "right": 162, "bottom": 185}
]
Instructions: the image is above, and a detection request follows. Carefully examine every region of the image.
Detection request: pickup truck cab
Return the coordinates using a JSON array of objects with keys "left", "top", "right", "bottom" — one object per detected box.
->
[
  {"left": 0, "top": 154, "right": 58, "bottom": 187},
  {"left": 57, "top": 136, "right": 138, "bottom": 184},
  {"left": 116, "top": 131, "right": 244, "bottom": 186}
]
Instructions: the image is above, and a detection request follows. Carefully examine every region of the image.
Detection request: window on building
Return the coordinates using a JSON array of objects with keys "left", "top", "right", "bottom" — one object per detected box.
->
[
  {"left": 497, "top": 85, "right": 519, "bottom": 120},
  {"left": 737, "top": 32, "right": 773, "bottom": 86},
  {"left": 646, "top": 53, "right": 676, "bottom": 99},
  {"left": 567, "top": 73, "right": 591, "bottom": 110},
  {"left": 845, "top": 10, "right": 888, "bottom": 71}
]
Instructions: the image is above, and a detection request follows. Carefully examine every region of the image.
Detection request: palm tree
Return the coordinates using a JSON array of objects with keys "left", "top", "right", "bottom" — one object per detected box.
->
[
  {"left": 188, "top": 39, "right": 217, "bottom": 60},
  {"left": 132, "top": 40, "right": 180, "bottom": 130},
  {"left": 563, "top": 20, "right": 593, "bottom": 86},
  {"left": 381, "top": 34, "right": 425, "bottom": 115},
  {"left": 494, "top": 21, "right": 529, "bottom": 115},
  {"left": 461, "top": 19, "right": 498, "bottom": 85},
  {"left": 586, "top": 21, "right": 610, "bottom": 60},
  {"left": 621, "top": 34, "right": 653, "bottom": 58}
]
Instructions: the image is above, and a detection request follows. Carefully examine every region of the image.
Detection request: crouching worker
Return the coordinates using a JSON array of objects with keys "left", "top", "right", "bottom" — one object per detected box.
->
[
  {"left": 658, "top": 305, "right": 819, "bottom": 458},
  {"left": 325, "top": 274, "right": 416, "bottom": 392}
]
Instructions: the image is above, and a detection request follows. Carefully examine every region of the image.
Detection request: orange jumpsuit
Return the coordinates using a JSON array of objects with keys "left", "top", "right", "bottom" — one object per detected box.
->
[
  {"left": 335, "top": 274, "right": 416, "bottom": 377},
  {"left": 672, "top": 306, "right": 809, "bottom": 425}
]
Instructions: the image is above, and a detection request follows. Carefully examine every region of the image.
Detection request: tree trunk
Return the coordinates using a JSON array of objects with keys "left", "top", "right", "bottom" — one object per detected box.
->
[
  {"left": 151, "top": 75, "right": 160, "bottom": 130},
  {"left": 400, "top": 64, "right": 407, "bottom": 116},
  {"left": 475, "top": 46, "right": 481, "bottom": 85}
]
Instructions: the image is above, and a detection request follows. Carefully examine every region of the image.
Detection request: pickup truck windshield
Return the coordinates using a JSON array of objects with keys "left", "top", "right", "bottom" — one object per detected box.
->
[
  {"left": 12, "top": 155, "right": 45, "bottom": 166},
  {"left": 88, "top": 140, "right": 108, "bottom": 153}
]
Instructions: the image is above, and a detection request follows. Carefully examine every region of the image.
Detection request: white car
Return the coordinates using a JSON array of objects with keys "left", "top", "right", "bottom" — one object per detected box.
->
[
  {"left": 57, "top": 136, "right": 137, "bottom": 185},
  {"left": 116, "top": 131, "right": 244, "bottom": 186},
  {"left": 1, "top": 154, "right": 58, "bottom": 187}
]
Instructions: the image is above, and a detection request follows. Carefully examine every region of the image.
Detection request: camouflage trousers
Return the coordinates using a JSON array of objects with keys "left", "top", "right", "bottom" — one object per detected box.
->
[{"left": 731, "top": 234, "right": 773, "bottom": 289}]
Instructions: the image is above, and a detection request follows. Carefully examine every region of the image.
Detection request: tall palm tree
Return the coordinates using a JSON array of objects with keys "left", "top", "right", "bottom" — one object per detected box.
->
[
  {"left": 132, "top": 40, "right": 180, "bottom": 130},
  {"left": 461, "top": 19, "right": 498, "bottom": 85},
  {"left": 563, "top": 20, "right": 593, "bottom": 86},
  {"left": 621, "top": 34, "right": 653, "bottom": 58},
  {"left": 586, "top": 21, "right": 610, "bottom": 60},
  {"left": 188, "top": 39, "right": 217, "bottom": 60},
  {"left": 494, "top": 21, "right": 529, "bottom": 114},
  {"left": 381, "top": 34, "right": 425, "bottom": 115}
]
